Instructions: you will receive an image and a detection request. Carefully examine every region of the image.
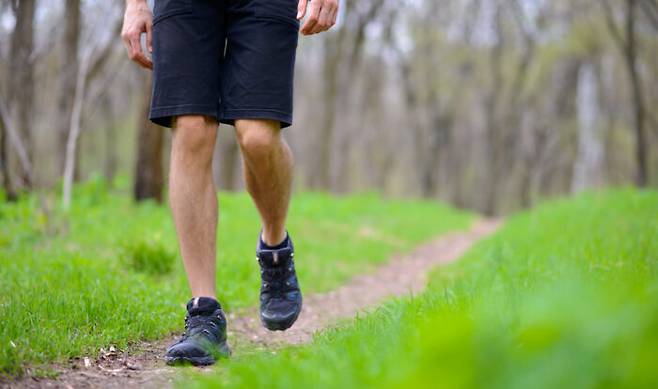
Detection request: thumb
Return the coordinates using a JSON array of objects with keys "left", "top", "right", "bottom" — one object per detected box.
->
[{"left": 297, "top": 0, "right": 307, "bottom": 20}]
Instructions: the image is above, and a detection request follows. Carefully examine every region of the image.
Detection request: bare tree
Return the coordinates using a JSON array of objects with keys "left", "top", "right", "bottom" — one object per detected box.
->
[
  {"left": 100, "top": 94, "right": 118, "bottom": 184},
  {"left": 57, "top": 0, "right": 81, "bottom": 177},
  {"left": 0, "top": 92, "right": 35, "bottom": 191},
  {"left": 7, "top": 0, "right": 37, "bottom": 189},
  {"left": 133, "top": 75, "right": 164, "bottom": 203},
  {"left": 572, "top": 61, "right": 604, "bottom": 192},
  {"left": 602, "top": 0, "right": 650, "bottom": 186},
  {"left": 639, "top": 0, "right": 658, "bottom": 30},
  {"left": 0, "top": 96, "right": 17, "bottom": 201},
  {"left": 62, "top": 48, "right": 90, "bottom": 209},
  {"left": 310, "top": 0, "right": 386, "bottom": 191},
  {"left": 215, "top": 130, "right": 241, "bottom": 191},
  {"left": 61, "top": 15, "right": 122, "bottom": 208}
]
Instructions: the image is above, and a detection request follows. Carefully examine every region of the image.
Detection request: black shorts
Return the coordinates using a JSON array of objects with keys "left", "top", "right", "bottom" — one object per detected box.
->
[{"left": 150, "top": 0, "right": 300, "bottom": 128}]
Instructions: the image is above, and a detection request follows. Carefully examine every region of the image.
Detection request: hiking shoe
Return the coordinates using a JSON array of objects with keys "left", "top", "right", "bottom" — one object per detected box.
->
[
  {"left": 165, "top": 297, "right": 230, "bottom": 366},
  {"left": 257, "top": 234, "right": 302, "bottom": 331}
]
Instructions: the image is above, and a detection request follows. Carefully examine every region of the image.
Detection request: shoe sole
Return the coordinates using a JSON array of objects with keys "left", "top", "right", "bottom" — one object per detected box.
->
[
  {"left": 165, "top": 355, "right": 216, "bottom": 366},
  {"left": 165, "top": 344, "right": 231, "bottom": 366},
  {"left": 261, "top": 305, "right": 302, "bottom": 331}
]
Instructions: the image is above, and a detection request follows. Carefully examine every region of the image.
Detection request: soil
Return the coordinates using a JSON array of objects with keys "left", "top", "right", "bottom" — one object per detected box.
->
[{"left": 4, "top": 219, "right": 501, "bottom": 389}]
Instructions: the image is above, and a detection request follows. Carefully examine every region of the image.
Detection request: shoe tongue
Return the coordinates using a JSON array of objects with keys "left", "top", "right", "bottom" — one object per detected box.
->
[
  {"left": 186, "top": 297, "right": 221, "bottom": 316},
  {"left": 259, "top": 249, "right": 292, "bottom": 268}
]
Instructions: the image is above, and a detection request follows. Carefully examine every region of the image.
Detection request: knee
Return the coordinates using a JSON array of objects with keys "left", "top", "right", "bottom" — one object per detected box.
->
[
  {"left": 235, "top": 120, "right": 281, "bottom": 160},
  {"left": 172, "top": 115, "right": 217, "bottom": 158}
]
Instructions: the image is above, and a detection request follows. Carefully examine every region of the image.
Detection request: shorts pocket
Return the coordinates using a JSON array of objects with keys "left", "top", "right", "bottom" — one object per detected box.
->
[{"left": 153, "top": 0, "right": 192, "bottom": 25}]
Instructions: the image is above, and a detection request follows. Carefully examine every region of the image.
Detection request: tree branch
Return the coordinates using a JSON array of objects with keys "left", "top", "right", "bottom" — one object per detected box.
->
[
  {"left": 639, "top": 0, "right": 658, "bottom": 30},
  {"left": 601, "top": 0, "right": 627, "bottom": 51},
  {"left": 0, "top": 92, "right": 34, "bottom": 185}
]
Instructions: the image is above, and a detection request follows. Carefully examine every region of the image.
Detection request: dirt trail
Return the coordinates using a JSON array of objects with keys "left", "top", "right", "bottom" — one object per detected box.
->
[{"left": 9, "top": 219, "right": 501, "bottom": 389}]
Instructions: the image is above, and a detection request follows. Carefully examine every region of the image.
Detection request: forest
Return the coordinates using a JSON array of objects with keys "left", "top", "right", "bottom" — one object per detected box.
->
[
  {"left": 1, "top": 1, "right": 658, "bottom": 387},
  {"left": 1, "top": 0, "right": 656, "bottom": 214}
]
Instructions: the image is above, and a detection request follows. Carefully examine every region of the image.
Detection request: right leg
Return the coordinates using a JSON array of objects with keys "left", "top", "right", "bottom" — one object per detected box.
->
[
  {"left": 168, "top": 115, "right": 218, "bottom": 299},
  {"left": 150, "top": 1, "right": 230, "bottom": 365},
  {"left": 165, "top": 115, "right": 231, "bottom": 366}
]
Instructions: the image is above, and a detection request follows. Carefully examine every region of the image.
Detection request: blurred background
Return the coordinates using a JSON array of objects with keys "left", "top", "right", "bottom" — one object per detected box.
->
[{"left": 0, "top": 0, "right": 656, "bottom": 215}]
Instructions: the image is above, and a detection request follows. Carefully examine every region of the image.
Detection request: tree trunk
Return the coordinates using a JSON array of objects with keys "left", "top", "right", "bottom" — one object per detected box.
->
[
  {"left": 102, "top": 95, "right": 118, "bottom": 185},
  {"left": 572, "top": 62, "right": 604, "bottom": 192},
  {"left": 330, "top": 0, "right": 385, "bottom": 193},
  {"left": 57, "top": 0, "right": 81, "bottom": 177},
  {"left": 602, "top": 0, "right": 650, "bottom": 186},
  {"left": 312, "top": 35, "right": 341, "bottom": 190},
  {"left": 133, "top": 76, "right": 164, "bottom": 203},
  {"left": 215, "top": 130, "right": 240, "bottom": 191},
  {"left": 0, "top": 107, "right": 17, "bottom": 201},
  {"left": 8, "top": 0, "right": 36, "bottom": 188},
  {"left": 625, "top": 0, "right": 648, "bottom": 186},
  {"left": 483, "top": 15, "right": 504, "bottom": 216},
  {"left": 0, "top": 92, "right": 34, "bottom": 193},
  {"left": 62, "top": 49, "right": 90, "bottom": 209}
]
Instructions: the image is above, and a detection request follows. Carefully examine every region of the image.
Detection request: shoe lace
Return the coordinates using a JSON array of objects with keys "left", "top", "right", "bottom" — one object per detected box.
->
[
  {"left": 261, "top": 263, "right": 295, "bottom": 296},
  {"left": 181, "top": 314, "right": 220, "bottom": 339}
]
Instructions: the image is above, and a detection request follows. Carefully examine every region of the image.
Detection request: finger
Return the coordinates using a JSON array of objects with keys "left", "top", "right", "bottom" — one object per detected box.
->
[
  {"left": 146, "top": 21, "right": 153, "bottom": 53},
  {"left": 128, "top": 35, "right": 142, "bottom": 63},
  {"left": 129, "top": 36, "right": 153, "bottom": 69},
  {"left": 301, "top": 0, "right": 320, "bottom": 35},
  {"left": 132, "top": 38, "right": 153, "bottom": 69},
  {"left": 137, "top": 53, "right": 153, "bottom": 69},
  {"left": 131, "top": 49, "right": 149, "bottom": 69},
  {"left": 310, "top": 6, "right": 329, "bottom": 34},
  {"left": 327, "top": 1, "right": 338, "bottom": 29},
  {"left": 316, "top": 6, "right": 332, "bottom": 33},
  {"left": 297, "top": 0, "right": 307, "bottom": 20},
  {"left": 121, "top": 29, "right": 134, "bottom": 55},
  {"left": 139, "top": 54, "right": 153, "bottom": 69}
]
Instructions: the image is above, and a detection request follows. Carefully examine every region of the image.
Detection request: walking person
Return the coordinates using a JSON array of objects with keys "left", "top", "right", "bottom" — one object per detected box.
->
[{"left": 121, "top": 0, "right": 338, "bottom": 365}]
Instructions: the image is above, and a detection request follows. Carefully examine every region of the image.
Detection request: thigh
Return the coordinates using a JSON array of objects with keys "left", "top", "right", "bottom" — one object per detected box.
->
[
  {"left": 150, "top": 0, "right": 226, "bottom": 128},
  {"left": 219, "top": 0, "right": 300, "bottom": 129}
]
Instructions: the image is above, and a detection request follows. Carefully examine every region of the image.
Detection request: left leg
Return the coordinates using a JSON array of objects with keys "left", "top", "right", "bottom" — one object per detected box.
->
[
  {"left": 219, "top": 1, "right": 300, "bottom": 241},
  {"left": 235, "top": 119, "right": 301, "bottom": 331},
  {"left": 235, "top": 119, "right": 293, "bottom": 245},
  {"left": 220, "top": 0, "right": 302, "bottom": 331}
]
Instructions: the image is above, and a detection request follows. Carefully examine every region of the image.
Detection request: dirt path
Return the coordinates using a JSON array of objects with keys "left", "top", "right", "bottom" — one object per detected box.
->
[{"left": 9, "top": 219, "right": 501, "bottom": 389}]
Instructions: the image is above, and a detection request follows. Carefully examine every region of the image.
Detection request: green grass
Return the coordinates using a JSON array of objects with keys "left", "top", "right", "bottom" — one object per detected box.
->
[
  {"left": 186, "top": 189, "right": 658, "bottom": 389},
  {"left": 0, "top": 177, "right": 472, "bottom": 376}
]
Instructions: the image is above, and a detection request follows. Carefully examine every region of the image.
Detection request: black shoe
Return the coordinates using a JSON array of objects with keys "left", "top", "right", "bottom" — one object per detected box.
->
[
  {"left": 257, "top": 233, "right": 302, "bottom": 331},
  {"left": 165, "top": 297, "right": 231, "bottom": 366}
]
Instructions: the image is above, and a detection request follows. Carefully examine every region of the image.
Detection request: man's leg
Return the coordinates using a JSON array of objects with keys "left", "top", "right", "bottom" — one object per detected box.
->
[
  {"left": 235, "top": 119, "right": 293, "bottom": 245},
  {"left": 169, "top": 115, "right": 219, "bottom": 298}
]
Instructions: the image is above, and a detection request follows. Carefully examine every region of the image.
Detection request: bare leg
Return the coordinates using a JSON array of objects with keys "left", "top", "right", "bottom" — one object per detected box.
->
[
  {"left": 169, "top": 115, "right": 219, "bottom": 299},
  {"left": 235, "top": 119, "right": 293, "bottom": 245}
]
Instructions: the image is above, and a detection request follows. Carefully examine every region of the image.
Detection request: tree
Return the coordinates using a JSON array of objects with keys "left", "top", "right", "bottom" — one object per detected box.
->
[
  {"left": 602, "top": 0, "right": 650, "bottom": 186},
  {"left": 0, "top": 92, "right": 34, "bottom": 196},
  {"left": 0, "top": 96, "right": 17, "bottom": 201},
  {"left": 62, "top": 12, "right": 122, "bottom": 209},
  {"left": 215, "top": 130, "right": 241, "bottom": 191},
  {"left": 57, "top": 0, "right": 81, "bottom": 177},
  {"left": 133, "top": 75, "right": 164, "bottom": 203},
  {"left": 7, "top": 0, "right": 37, "bottom": 189},
  {"left": 310, "top": 0, "right": 386, "bottom": 191}
]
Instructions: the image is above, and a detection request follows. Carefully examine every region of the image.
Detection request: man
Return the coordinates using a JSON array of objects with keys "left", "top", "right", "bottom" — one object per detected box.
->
[{"left": 121, "top": 0, "right": 338, "bottom": 366}]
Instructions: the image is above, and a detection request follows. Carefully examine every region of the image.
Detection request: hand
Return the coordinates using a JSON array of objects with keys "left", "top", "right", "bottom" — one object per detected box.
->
[
  {"left": 121, "top": 0, "right": 153, "bottom": 70},
  {"left": 298, "top": 0, "right": 338, "bottom": 36}
]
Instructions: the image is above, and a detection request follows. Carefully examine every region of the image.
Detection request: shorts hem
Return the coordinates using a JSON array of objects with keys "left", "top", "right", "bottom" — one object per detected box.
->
[
  {"left": 149, "top": 104, "right": 219, "bottom": 128},
  {"left": 219, "top": 108, "right": 293, "bottom": 129}
]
